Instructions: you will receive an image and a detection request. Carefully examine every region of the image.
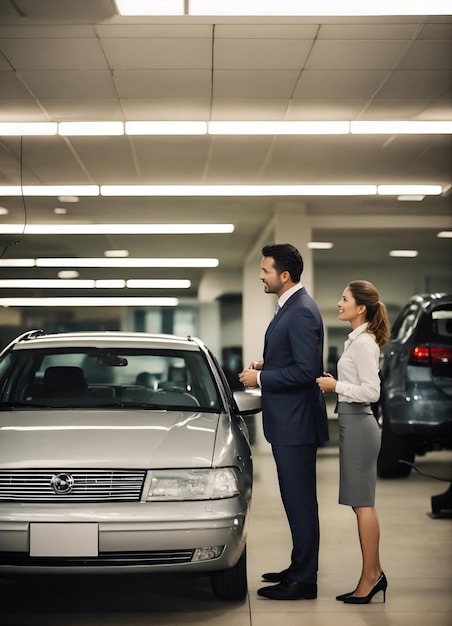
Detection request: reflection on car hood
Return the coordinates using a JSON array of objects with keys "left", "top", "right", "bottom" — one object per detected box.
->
[{"left": 0, "top": 410, "right": 220, "bottom": 469}]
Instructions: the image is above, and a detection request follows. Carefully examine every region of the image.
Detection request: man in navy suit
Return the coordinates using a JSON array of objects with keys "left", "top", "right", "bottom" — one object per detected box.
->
[{"left": 239, "top": 243, "right": 329, "bottom": 600}]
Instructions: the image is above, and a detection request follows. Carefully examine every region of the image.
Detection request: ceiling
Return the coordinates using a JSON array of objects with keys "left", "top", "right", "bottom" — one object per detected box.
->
[{"left": 0, "top": 0, "right": 451, "bottom": 305}]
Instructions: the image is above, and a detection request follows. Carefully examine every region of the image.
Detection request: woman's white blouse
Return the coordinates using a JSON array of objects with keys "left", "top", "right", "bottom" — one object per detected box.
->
[{"left": 335, "top": 323, "right": 381, "bottom": 404}]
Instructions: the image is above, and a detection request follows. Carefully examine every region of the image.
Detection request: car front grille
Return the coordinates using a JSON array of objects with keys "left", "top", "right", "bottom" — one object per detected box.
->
[
  {"left": 0, "top": 550, "right": 195, "bottom": 566},
  {"left": 0, "top": 470, "right": 146, "bottom": 502}
]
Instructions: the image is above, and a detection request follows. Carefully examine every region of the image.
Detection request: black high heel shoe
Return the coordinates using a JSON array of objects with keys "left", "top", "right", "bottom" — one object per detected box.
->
[
  {"left": 343, "top": 572, "right": 388, "bottom": 604},
  {"left": 335, "top": 589, "right": 356, "bottom": 601}
]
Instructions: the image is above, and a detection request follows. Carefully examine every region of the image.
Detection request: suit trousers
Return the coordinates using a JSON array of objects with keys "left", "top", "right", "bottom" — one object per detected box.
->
[{"left": 271, "top": 443, "right": 319, "bottom": 585}]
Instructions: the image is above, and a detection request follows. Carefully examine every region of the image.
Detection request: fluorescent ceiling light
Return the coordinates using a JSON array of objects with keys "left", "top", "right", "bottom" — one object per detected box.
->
[
  {"left": 126, "top": 121, "right": 207, "bottom": 135},
  {"left": 0, "top": 185, "right": 443, "bottom": 198},
  {"left": 188, "top": 0, "right": 452, "bottom": 16},
  {"left": 2, "top": 119, "right": 452, "bottom": 139},
  {"left": 34, "top": 258, "right": 219, "bottom": 268},
  {"left": 389, "top": 250, "right": 419, "bottom": 257},
  {"left": 0, "top": 224, "right": 234, "bottom": 235},
  {"left": 0, "top": 280, "right": 96, "bottom": 289},
  {"left": 0, "top": 259, "right": 35, "bottom": 268},
  {"left": 58, "top": 270, "right": 80, "bottom": 279},
  {"left": 0, "top": 297, "right": 179, "bottom": 307},
  {"left": 437, "top": 231, "right": 452, "bottom": 238},
  {"left": 307, "top": 242, "right": 334, "bottom": 249},
  {"left": 0, "top": 122, "right": 57, "bottom": 135},
  {"left": 0, "top": 186, "right": 99, "bottom": 197},
  {"left": 397, "top": 195, "right": 425, "bottom": 201},
  {"left": 0, "top": 258, "right": 219, "bottom": 268},
  {"left": 126, "top": 279, "right": 191, "bottom": 288},
  {"left": 101, "top": 185, "right": 377, "bottom": 196},
  {"left": 58, "top": 122, "right": 123, "bottom": 136},
  {"left": 351, "top": 121, "right": 452, "bottom": 134},
  {"left": 115, "top": 0, "right": 184, "bottom": 15},
  {"left": 208, "top": 121, "right": 349, "bottom": 134},
  {"left": 378, "top": 185, "right": 442, "bottom": 196},
  {"left": 95, "top": 280, "right": 127, "bottom": 289},
  {"left": 0, "top": 278, "right": 191, "bottom": 289}
]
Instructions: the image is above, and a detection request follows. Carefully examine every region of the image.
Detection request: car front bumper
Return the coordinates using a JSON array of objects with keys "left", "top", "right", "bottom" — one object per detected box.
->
[{"left": 0, "top": 498, "right": 249, "bottom": 575}]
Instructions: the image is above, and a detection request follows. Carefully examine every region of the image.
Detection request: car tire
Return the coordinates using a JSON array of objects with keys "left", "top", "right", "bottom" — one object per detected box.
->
[
  {"left": 210, "top": 546, "right": 247, "bottom": 601},
  {"left": 377, "top": 403, "right": 414, "bottom": 478}
]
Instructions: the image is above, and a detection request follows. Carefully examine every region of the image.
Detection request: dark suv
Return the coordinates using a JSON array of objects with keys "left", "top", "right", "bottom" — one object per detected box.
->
[{"left": 377, "top": 293, "right": 452, "bottom": 478}]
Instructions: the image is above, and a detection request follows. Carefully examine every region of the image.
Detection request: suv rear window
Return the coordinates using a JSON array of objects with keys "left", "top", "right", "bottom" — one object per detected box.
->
[{"left": 430, "top": 305, "right": 452, "bottom": 342}]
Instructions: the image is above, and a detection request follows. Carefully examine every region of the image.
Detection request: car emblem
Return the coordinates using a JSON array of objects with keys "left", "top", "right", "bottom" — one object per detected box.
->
[{"left": 50, "top": 472, "right": 75, "bottom": 495}]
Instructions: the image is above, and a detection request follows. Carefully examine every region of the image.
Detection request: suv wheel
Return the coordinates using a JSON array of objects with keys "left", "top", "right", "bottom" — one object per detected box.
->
[
  {"left": 377, "top": 403, "right": 414, "bottom": 478},
  {"left": 211, "top": 546, "right": 247, "bottom": 601}
]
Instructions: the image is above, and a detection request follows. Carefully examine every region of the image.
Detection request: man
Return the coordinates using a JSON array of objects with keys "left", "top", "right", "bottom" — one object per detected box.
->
[{"left": 239, "top": 243, "right": 329, "bottom": 600}]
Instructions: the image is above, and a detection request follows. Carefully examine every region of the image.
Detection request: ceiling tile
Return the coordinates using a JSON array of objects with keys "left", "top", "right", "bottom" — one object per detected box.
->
[
  {"left": 19, "top": 70, "right": 118, "bottom": 99},
  {"left": 102, "top": 38, "right": 212, "bottom": 70},
  {"left": 293, "top": 69, "right": 387, "bottom": 99},
  {"left": 113, "top": 70, "right": 212, "bottom": 98},
  {"left": 306, "top": 39, "right": 409, "bottom": 70},
  {"left": 213, "top": 70, "right": 299, "bottom": 98},
  {"left": 1, "top": 38, "right": 108, "bottom": 70},
  {"left": 214, "top": 38, "right": 312, "bottom": 70}
]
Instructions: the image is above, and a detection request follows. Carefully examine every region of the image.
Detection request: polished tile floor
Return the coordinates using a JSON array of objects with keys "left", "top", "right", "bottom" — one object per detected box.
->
[{"left": 1, "top": 421, "right": 451, "bottom": 626}]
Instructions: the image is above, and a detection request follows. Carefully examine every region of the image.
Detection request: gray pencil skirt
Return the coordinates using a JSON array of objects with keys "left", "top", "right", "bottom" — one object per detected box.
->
[{"left": 337, "top": 402, "right": 381, "bottom": 507}]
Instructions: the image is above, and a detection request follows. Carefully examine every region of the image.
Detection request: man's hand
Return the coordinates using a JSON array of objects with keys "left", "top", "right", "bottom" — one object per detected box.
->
[{"left": 238, "top": 367, "right": 259, "bottom": 389}]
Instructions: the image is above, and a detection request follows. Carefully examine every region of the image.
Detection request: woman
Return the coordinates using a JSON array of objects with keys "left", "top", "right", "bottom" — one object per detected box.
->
[{"left": 316, "top": 280, "right": 390, "bottom": 604}]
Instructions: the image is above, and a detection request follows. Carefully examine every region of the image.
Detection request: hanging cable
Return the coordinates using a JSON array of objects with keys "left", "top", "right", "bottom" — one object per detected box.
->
[{"left": 0, "top": 135, "right": 28, "bottom": 258}]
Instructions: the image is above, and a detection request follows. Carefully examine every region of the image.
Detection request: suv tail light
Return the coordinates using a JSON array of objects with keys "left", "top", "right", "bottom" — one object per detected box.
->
[{"left": 409, "top": 346, "right": 452, "bottom": 365}]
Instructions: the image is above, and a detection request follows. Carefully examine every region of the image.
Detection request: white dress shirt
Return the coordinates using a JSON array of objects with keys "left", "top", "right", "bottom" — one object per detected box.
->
[{"left": 335, "top": 322, "right": 381, "bottom": 404}]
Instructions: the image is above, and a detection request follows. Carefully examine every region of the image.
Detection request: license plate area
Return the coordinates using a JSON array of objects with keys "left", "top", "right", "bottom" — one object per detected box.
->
[{"left": 29, "top": 523, "right": 99, "bottom": 557}]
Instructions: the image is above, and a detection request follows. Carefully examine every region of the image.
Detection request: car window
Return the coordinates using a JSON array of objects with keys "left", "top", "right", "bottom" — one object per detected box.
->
[
  {"left": 391, "top": 303, "right": 420, "bottom": 341},
  {"left": 0, "top": 347, "right": 223, "bottom": 412},
  {"left": 430, "top": 305, "right": 452, "bottom": 342}
]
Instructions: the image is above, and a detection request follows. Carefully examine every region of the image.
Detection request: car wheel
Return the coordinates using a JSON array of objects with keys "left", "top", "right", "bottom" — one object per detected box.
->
[
  {"left": 377, "top": 403, "right": 414, "bottom": 478},
  {"left": 210, "top": 546, "right": 247, "bottom": 601}
]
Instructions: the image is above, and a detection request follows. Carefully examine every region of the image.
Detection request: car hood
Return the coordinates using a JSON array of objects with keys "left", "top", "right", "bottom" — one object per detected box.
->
[{"left": 0, "top": 409, "right": 220, "bottom": 469}]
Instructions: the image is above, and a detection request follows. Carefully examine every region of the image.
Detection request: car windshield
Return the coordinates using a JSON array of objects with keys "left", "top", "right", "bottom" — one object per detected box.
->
[{"left": 0, "top": 347, "right": 223, "bottom": 412}]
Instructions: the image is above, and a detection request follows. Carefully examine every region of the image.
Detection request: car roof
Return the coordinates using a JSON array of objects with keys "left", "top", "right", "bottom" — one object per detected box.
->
[
  {"left": 6, "top": 331, "right": 203, "bottom": 353},
  {"left": 408, "top": 293, "right": 452, "bottom": 306}
]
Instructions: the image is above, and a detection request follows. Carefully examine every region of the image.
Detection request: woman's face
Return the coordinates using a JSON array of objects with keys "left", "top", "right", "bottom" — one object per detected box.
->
[{"left": 337, "top": 287, "right": 364, "bottom": 326}]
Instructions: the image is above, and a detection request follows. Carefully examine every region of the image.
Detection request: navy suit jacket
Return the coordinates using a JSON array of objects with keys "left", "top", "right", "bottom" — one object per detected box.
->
[{"left": 260, "top": 287, "right": 329, "bottom": 446}]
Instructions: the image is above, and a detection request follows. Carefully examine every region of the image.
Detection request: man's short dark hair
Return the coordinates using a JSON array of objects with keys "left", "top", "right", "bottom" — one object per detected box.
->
[{"left": 262, "top": 243, "right": 304, "bottom": 283}]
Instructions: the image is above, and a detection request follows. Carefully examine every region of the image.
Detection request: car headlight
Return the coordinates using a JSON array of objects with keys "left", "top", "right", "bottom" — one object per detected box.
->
[{"left": 145, "top": 468, "right": 240, "bottom": 501}]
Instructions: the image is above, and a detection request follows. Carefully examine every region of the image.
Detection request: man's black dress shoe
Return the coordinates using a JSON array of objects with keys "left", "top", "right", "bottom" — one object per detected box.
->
[
  {"left": 257, "top": 580, "right": 317, "bottom": 600},
  {"left": 261, "top": 569, "right": 289, "bottom": 582}
]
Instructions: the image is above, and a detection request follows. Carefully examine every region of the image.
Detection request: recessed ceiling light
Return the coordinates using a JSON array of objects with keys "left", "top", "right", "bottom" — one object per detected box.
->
[
  {"left": 0, "top": 206, "right": 8, "bottom": 215},
  {"left": 104, "top": 250, "right": 130, "bottom": 257},
  {"left": 307, "top": 242, "right": 334, "bottom": 249},
  {"left": 54, "top": 207, "right": 67, "bottom": 214},
  {"left": 389, "top": 250, "right": 419, "bottom": 257},
  {"left": 57, "top": 196, "right": 80, "bottom": 203},
  {"left": 397, "top": 195, "right": 425, "bottom": 202},
  {"left": 437, "top": 231, "right": 452, "bottom": 238},
  {"left": 58, "top": 270, "right": 80, "bottom": 279}
]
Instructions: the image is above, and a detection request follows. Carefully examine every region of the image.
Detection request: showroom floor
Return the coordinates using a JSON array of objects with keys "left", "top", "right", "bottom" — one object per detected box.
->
[{"left": 1, "top": 420, "right": 451, "bottom": 626}]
